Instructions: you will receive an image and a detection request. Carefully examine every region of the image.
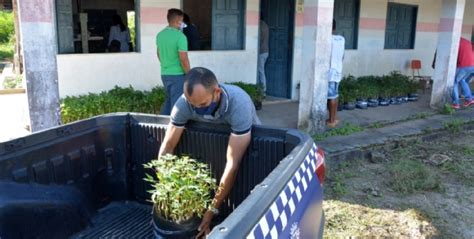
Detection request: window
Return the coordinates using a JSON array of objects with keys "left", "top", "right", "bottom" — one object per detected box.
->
[
  {"left": 182, "top": 0, "right": 245, "bottom": 50},
  {"left": 56, "top": 0, "right": 139, "bottom": 54},
  {"left": 333, "top": 0, "right": 360, "bottom": 49},
  {"left": 384, "top": 3, "right": 417, "bottom": 49}
]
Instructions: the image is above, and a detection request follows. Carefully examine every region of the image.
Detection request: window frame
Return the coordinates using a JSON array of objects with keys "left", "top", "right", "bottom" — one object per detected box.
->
[{"left": 384, "top": 2, "right": 418, "bottom": 50}]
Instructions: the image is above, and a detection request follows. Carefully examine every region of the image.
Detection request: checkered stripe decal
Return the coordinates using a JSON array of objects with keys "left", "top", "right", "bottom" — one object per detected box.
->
[{"left": 246, "top": 143, "right": 320, "bottom": 239}]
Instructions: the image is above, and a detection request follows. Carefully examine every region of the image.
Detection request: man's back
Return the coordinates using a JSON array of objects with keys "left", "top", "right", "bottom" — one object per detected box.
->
[
  {"left": 458, "top": 38, "right": 474, "bottom": 68},
  {"left": 329, "top": 35, "right": 345, "bottom": 82},
  {"left": 156, "top": 27, "right": 188, "bottom": 75}
]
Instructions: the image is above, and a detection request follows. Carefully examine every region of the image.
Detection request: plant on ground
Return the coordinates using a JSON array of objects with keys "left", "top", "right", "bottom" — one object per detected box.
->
[
  {"left": 228, "top": 81, "right": 264, "bottom": 104},
  {"left": 443, "top": 119, "right": 463, "bottom": 133},
  {"left": 440, "top": 157, "right": 474, "bottom": 186},
  {"left": 144, "top": 154, "right": 217, "bottom": 223},
  {"left": 313, "top": 122, "right": 364, "bottom": 141},
  {"left": 60, "top": 85, "right": 165, "bottom": 124},
  {"left": 3, "top": 74, "right": 22, "bottom": 89},
  {"left": 441, "top": 103, "right": 456, "bottom": 115},
  {"left": 407, "top": 112, "right": 430, "bottom": 120},
  {"left": 0, "top": 11, "right": 14, "bottom": 43},
  {"left": 0, "top": 10, "right": 14, "bottom": 60},
  {"left": 387, "top": 159, "right": 442, "bottom": 194}
]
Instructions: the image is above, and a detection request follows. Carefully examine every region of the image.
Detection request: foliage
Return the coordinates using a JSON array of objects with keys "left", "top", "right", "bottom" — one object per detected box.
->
[
  {"left": 2, "top": 74, "right": 22, "bottom": 89},
  {"left": 313, "top": 122, "right": 364, "bottom": 141},
  {"left": 60, "top": 85, "right": 165, "bottom": 124},
  {"left": 441, "top": 103, "right": 456, "bottom": 115},
  {"left": 443, "top": 119, "right": 463, "bottom": 133},
  {"left": 339, "top": 72, "right": 417, "bottom": 100},
  {"left": 0, "top": 40, "right": 14, "bottom": 60},
  {"left": 0, "top": 11, "right": 14, "bottom": 60},
  {"left": 0, "top": 11, "right": 14, "bottom": 43},
  {"left": 144, "top": 154, "right": 217, "bottom": 223},
  {"left": 387, "top": 159, "right": 442, "bottom": 194},
  {"left": 228, "top": 81, "right": 264, "bottom": 103},
  {"left": 339, "top": 75, "right": 357, "bottom": 103}
]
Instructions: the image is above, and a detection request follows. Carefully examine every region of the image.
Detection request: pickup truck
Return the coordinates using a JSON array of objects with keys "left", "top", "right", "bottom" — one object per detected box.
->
[{"left": 0, "top": 113, "right": 325, "bottom": 239}]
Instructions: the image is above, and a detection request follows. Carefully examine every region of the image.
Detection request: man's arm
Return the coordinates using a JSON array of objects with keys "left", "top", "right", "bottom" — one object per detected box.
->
[
  {"left": 179, "top": 51, "right": 190, "bottom": 74},
  {"left": 158, "top": 123, "right": 185, "bottom": 158},
  {"left": 156, "top": 48, "right": 161, "bottom": 62},
  {"left": 197, "top": 132, "right": 251, "bottom": 237}
]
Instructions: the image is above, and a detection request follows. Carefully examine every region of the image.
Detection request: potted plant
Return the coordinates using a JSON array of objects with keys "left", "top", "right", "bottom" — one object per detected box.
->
[
  {"left": 407, "top": 79, "right": 419, "bottom": 101},
  {"left": 378, "top": 76, "right": 390, "bottom": 106},
  {"left": 366, "top": 79, "right": 380, "bottom": 107},
  {"left": 253, "top": 84, "right": 264, "bottom": 110},
  {"left": 355, "top": 78, "right": 369, "bottom": 109},
  {"left": 344, "top": 90, "right": 357, "bottom": 110},
  {"left": 340, "top": 75, "right": 357, "bottom": 110},
  {"left": 229, "top": 82, "right": 263, "bottom": 110},
  {"left": 144, "top": 154, "right": 217, "bottom": 239},
  {"left": 338, "top": 89, "right": 345, "bottom": 111}
]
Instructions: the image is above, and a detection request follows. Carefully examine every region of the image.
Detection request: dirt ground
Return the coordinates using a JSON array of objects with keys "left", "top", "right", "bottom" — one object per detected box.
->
[{"left": 323, "top": 129, "right": 474, "bottom": 238}]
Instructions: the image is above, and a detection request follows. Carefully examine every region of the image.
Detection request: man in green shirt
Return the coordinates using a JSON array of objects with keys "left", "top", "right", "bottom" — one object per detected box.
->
[{"left": 156, "top": 8, "right": 191, "bottom": 115}]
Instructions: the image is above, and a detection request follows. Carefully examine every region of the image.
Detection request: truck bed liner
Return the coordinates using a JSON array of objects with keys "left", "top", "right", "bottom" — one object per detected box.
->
[{"left": 72, "top": 201, "right": 153, "bottom": 239}]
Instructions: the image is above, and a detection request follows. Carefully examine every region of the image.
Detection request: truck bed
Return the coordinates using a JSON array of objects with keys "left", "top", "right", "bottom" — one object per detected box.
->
[
  {"left": 71, "top": 202, "right": 153, "bottom": 239},
  {"left": 0, "top": 113, "right": 323, "bottom": 239}
]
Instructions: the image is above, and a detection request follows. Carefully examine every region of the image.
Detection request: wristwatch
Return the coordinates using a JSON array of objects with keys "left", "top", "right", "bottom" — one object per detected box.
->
[{"left": 208, "top": 207, "right": 219, "bottom": 215}]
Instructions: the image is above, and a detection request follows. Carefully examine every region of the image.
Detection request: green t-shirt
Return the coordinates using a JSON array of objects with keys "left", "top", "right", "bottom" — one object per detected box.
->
[{"left": 156, "top": 27, "right": 188, "bottom": 75}]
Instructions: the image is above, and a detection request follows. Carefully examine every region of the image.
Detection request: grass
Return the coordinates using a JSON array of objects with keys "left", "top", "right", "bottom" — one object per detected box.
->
[
  {"left": 0, "top": 41, "right": 13, "bottom": 61},
  {"left": 440, "top": 155, "right": 474, "bottom": 186},
  {"left": 387, "top": 159, "right": 442, "bottom": 194},
  {"left": 313, "top": 122, "right": 364, "bottom": 141},
  {"left": 443, "top": 119, "right": 464, "bottom": 133},
  {"left": 440, "top": 103, "right": 456, "bottom": 115},
  {"left": 323, "top": 201, "right": 437, "bottom": 238}
]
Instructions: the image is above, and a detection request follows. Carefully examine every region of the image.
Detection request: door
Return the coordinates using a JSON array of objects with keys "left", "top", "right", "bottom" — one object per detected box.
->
[
  {"left": 56, "top": 0, "right": 74, "bottom": 53},
  {"left": 261, "top": 0, "right": 295, "bottom": 98},
  {"left": 334, "top": 0, "right": 359, "bottom": 49},
  {"left": 212, "top": 0, "right": 245, "bottom": 50}
]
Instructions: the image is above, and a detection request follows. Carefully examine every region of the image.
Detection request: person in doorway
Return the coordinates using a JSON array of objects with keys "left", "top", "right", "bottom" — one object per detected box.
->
[
  {"left": 108, "top": 15, "right": 131, "bottom": 53},
  {"left": 156, "top": 8, "right": 191, "bottom": 115},
  {"left": 327, "top": 19, "right": 345, "bottom": 128},
  {"left": 157, "top": 67, "right": 261, "bottom": 238},
  {"left": 451, "top": 37, "right": 474, "bottom": 109},
  {"left": 183, "top": 13, "right": 200, "bottom": 50},
  {"left": 258, "top": 20, "right": 269, "bottom": 97}
]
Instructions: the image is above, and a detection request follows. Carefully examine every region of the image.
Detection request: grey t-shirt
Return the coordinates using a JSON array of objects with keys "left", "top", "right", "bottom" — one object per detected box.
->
[{"left": 170, "top": 84, "right": 261, "bottom": 135}]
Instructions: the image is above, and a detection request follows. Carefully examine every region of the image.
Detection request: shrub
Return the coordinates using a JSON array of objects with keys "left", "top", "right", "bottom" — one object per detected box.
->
[
  {"left": 228, "top": 82, "right": 263, "bottom": 104},
  {"left": 0, "top": 11, "right": 14, "bottom": 43},
  {"left": 60, "top": 85, "right": 165, "bottom": 124}
]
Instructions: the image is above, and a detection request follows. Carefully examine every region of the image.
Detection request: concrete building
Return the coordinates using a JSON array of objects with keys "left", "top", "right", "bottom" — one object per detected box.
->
[{"left": 16, "top": 0, "right": 474, "bottom": 133}]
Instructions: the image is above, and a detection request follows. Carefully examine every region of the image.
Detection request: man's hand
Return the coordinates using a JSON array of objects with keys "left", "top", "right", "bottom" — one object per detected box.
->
[
  {"left": 179, "top": 51, "right": 190, "bottom": 73},
  {"left": 196, "top": 210, "right": 214, "bottom": 238},
  {"left": 158, "top": 123, "right": 184, "bottom": 158}
]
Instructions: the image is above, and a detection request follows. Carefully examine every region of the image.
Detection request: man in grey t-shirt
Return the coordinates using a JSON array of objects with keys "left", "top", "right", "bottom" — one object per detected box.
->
[{"left": 157, "top": 67, "right": 260, "bottom": 237}]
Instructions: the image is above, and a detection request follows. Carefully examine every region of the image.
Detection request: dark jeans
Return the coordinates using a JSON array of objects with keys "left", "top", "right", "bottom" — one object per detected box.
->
[{"left": 161, "top": 75, "right": 185, "bottom": 115}]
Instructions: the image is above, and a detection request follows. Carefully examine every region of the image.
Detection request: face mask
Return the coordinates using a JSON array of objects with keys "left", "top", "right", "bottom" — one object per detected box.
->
[
  {"left": 195, "top": 101, "right": 218, "bottom": 116},
  {"left": 194, "top": 93, "right": 218, "bottom": 116},
  {"left": 179, "top": 22, "right": 187, "bottom": 32}
]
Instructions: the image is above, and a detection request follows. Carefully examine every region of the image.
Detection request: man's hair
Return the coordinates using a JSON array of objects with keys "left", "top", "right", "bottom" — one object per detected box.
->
[
  {"left": 185, "top": 67, "right": 218, "bottom": 96},
  {"left": 167, "top": 8, "right": 183, "bottom": 23},
  {"left": 183, "top": 13, "right": 191, "bottom": 24},
  {"left": 332, "top": 19, "right": 336, "bottom": 31}
]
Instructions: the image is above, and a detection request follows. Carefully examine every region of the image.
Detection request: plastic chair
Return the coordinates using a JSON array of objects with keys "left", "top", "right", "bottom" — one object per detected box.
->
[{"left": 411, "top": 59, "right": 432, "bottom": 93}]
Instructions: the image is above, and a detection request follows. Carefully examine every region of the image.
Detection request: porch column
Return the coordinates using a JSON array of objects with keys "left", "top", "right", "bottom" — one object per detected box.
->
[
  {"left": 297, "top": 0, "right": 334, "bottom": 133},
  {"left": 431, "top": 0, "right": 465, "bottom": 108},
  {"left": 17, "top": 0, "right": 61, "bottom": 131}
]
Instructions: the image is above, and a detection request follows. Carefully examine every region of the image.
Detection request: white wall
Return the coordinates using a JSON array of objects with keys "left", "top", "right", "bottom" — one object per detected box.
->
[
  {"left": 341, "top": 0, "right": 443, "bottom": 78},
  {"left": 58, "top": 0, "right": 259, "bottom": 97}
]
